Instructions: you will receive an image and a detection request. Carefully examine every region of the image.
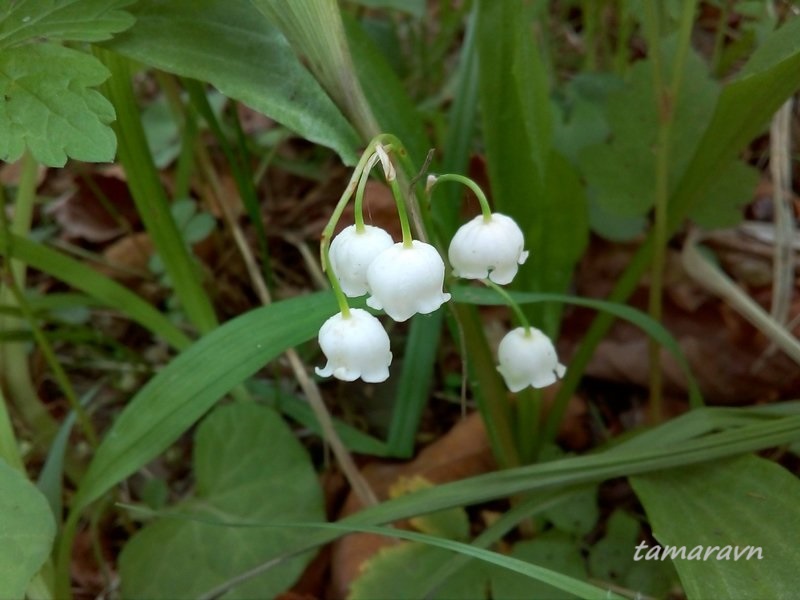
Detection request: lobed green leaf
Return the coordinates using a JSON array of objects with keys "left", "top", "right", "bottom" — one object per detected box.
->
[
  {"left": 0, "top": 0, "right": 134, "bottom": 49},
  {"left": 0, "top": 44, "right": 116, "bottom": 166}
]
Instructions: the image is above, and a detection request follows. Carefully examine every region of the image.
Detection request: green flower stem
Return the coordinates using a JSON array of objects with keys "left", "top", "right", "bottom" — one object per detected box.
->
[
  {"left": 353, "top": 151, "right": 381, "bottom": 233},
  {"left": 388, "top": 177, "right": 414, "bottom": 248},
  {"left": 320, "top": 135, "right": 399, "bottom": 315},
  {"left": 0, "top": 153, "right": 59, "bottom": 443},
  {"left": 428, "top": 173, "right": 493, "bottom": 222},
  {"left": 481, "top": 278, "right": 541, "bottom": 463},
  {"left": 481, "top": 279, "right": 532, "bottom": 333}
]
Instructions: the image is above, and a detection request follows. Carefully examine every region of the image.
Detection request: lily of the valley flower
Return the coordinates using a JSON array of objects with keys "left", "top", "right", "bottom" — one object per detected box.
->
[
  {"left": 448, "top": 213, "right": 529, "bottom": 285},
  {"left": 366, "top": 240, "right": 451, "bottom": 322},
  {"left": 316, "top": 308, "right": 392, "bottom": 382},
  {"left": 496, "top": 327, "right": 566, "bottom": 392},
  {"left": 329, "top": 224, "right": 394, "bottom": 297}
]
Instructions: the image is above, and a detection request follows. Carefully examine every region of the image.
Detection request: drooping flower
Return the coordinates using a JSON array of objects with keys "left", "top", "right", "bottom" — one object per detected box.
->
[
  {"left": 448, "top": 213, "right": 529, "bottom": 285},
  {"left": 366, "top": 240, "right": 451, "bottom": 322},
  {"left": 316, "top": 308, "right": 392, "bottom": 383},
  {"left": 329, "top": 224, "right": 394, "bottom": 297},
  {"left": 496, "top": 327, "right": 566, "bottom": 392}
]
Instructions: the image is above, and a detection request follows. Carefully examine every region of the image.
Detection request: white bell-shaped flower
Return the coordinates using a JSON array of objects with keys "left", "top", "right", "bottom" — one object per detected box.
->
[
  {"left": 316, "top": 308, "right": 392, "bottom": 383},
  {"left": 366, "top": 240, "right": 451, "bottom": 322},
  {"left": 448, "top": 213, "right": 529, "bottom": 285},
  {"left": 496, "top": 327, "right": 566, "bottom": 392},
  {"left": 329, "top": 224, "right": 394, "bottom": 297}
]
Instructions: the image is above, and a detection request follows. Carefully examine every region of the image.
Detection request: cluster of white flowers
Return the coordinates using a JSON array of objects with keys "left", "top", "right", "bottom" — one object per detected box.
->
[{"left": 315, "top": 159, "right": 565, "bottom": 393}]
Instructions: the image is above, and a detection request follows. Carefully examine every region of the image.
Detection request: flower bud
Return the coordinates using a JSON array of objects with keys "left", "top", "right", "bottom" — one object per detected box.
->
[
  {"left": 329, "top": 224, "right": 394, "bottom": 297},
  {"left": 366, "top": 240, "right": 451, "bottom": 322},
  {"left": 316, "top": 309, "right": 392, "bottom": 383},
  {"left": 448, "top": 213, "right": 529, "bottom": 285},
  {"left": 496, "top": 327, "right": 566, "bottom": 392}
]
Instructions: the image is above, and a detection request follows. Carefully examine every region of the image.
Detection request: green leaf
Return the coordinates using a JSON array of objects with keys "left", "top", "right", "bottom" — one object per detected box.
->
[
  {"left": 587, "top": 510, "right": 640, "bottom": 586},
  {"left": 631, "top": 455, "right": 800, "bottom": 600},
  {"left": 542, "top": 485, "right": 598, "bottom": 536},
  {"left": 0, "top": 0, "right": 133, "bottom": 48},
  {"left": 103, "top": 0, "right": 360, "bottom": 164},
  {"left": 688, "top": 160, "right": 760, "bottom": 228},
  {"left": 579, "top": 45, "right": 720, "bottom": 218},
  {"left": 350, "top": 544, "right": 489, "bottom": 600},
  {"left": 71, "top": 291, "right": 337, "bottom": 514},
  {"left": 0, "top": 44, "right": 116, "bottom": 166},
  {"left": 0, "top": 459, "right": 56, "bottom": 599},
  {"left": 668, "top": 16, "right": 800, "bottom": 231},
  {"left": 491, "top": 531, "right": 586, "bottom": 599},
  {"left": 119, "top": 402, "right": 324, "bottom": 599},
  {"left": 348, "top": 0, "right": 425, "bottom": 18}
]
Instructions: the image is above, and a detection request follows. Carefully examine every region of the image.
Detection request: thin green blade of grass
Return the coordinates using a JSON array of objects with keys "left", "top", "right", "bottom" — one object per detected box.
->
[
  {"left": 451, "top": 286, "right": 703, "bottom": 407},
  {"left": 118, "top": 502, "right": 623, "bottom": 600},
  {"left": 97, "top": 48, "right": 218, "bottom": 334},
  {"left": 186, "top": 410, "right": 800, "bottom": 596},
  {"left": 0, "top": 231, "right": 190, "bottom": 351}
]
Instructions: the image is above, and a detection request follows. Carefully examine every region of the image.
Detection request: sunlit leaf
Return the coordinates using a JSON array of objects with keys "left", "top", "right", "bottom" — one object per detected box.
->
[{"left": 0, "top": 44, "right": 116, "bottom": 166}]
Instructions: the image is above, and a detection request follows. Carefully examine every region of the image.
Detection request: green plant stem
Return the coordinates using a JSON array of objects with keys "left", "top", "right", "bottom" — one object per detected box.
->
[
  {"left": 0, "top": 386, "right": 24, "bottom": 472},
  {"left": 0, "top": 154, "right": 59, "bottom": 442},
  {"left": 427, "top": 173, "right": 493, "bottom": 222},
  {"left": 480, "top": 279, "right": 531, "bottom": 331},
  {"left": 642, "top": 0, "right": 697, "bottom": 425},
  {"left": 353, "top": 151, "right": 381, "bottom": 232},
  {"left": 3, "top": 273, "right": 98, "bottom": 447},
  {"left": 387, "top": 177, "right": 414, "bottom": 248},
  {"left": 97, "top": 49, "right": 218, "bottom": 334},
  {"left": 319, "top": 136, "right": 395, "bottom": 316},
  {"left": 452, "top": 302, "right": 520, "bottom": 469}
]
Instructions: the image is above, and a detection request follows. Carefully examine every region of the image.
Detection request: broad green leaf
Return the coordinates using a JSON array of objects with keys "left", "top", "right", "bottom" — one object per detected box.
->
[
  {"left": 631, "top": 455, "right": 800, "bottom": 600},
  {"left": 120, "top": 402, "right": 324, "bottom": 599},
  {"left": 688, "top": 160, "right": 759, "bottom": 228},
  {"left": 668, "top": 16, "right": 800, "bottom": 231},
  {"left": 350, "top": 543, "right": 489, "bottom": 600},
  {"left": 579, "top": 45, "right": 721, "bottom": 218},
  {"left": 542, "top": 485, "right": 598, "bottom": 536},
  {"left": 71, "top": 291, "right": 337, "bottom": 513},
  {"left": 0, "top": 44, "right": 116, "bottom": 166},
  {"left": 104, "top": 0, "right": 360, "bottom": 164},
  {"left": 587, "top": 510, "right": 639, "bottom": 585},
  {"left": 0, "top": 0, "right": 134, "bottom": 48},
  {"left": 491, "top": 531, "right": 585, "bottom": 599},
  {"left": 0, "top": 459, "right": 56, "bottom": 599}
]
